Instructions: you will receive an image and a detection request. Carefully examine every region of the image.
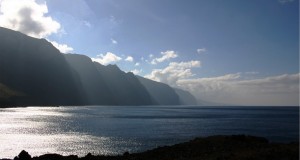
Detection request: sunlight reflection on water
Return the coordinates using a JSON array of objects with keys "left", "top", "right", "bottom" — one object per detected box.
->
[
  {"left": 0, "top": 133, "right": 119, "bottom": 158},
  {"left": 0, "top": 106, "right": 298, "bottom": 159},
  {"left": 0, "top": 107, "right": 139, "bottom": 158}
]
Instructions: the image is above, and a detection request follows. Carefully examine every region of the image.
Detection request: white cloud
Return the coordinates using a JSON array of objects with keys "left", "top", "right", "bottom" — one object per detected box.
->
[
  {"left": 83, "top": 21, "right": 92, "bottom": 28},
  {"left": 91, "top": 52, "right": 122, "bottom": 65},
  {"left": 48, "top": 40, "right": 73, "bottom": 53},
  {"left": 177, "top": 73, "right": 242, "bottom": 95},
  {"left": 145, "top": 57, "right": 299, "bottom": 106},
  {"left": 149, "top": 54, "right": 154, "bottom": 58},
  {"left": 0, "top": 0, "right": 60, "bottom": 38},
  {"left": 56, "top": 27, "right": 67, "bottom": 37},
  {"left": 125, "top": 56, "right": 134, "bottom": 62},
  {"left": 236, "top": 74, "right": 299, "bottom": 93},
  {"left": 197, "top": 48, "right": 207, "bottom": 54},
  {"left": 130, "top": 69, "right": 142, "bottom": 75},
  {"left": 177, "top": 73, "right": 299, "bottom": 106},
  {"left": 111, "top": 38, "right": 118, "bottom": 44},
  {"left": 151, "top": 50, "right": 178, "bottom": 64},
  {"left": 135, "top": 62, "right": 140, "bottom": 66},
  {"left": 145, "top": 60, "right": 201, "bottom": 86}
]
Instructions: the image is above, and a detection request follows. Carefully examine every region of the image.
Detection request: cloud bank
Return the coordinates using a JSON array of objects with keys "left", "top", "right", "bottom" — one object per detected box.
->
[
  {"left": 177, "top": 73, "right": 299, "bottom": 106},
  {"left": 0, "top": 0, "right": 60, "bottom": 38},
  {"left": 146, "top": 58, "right": 299, "bottom": 106},
  {"left": 0, "top": 0, "right": 74, "bottom": 53},
  {"left": 145, "top": 60, "right": 201, "bottom": 86}
]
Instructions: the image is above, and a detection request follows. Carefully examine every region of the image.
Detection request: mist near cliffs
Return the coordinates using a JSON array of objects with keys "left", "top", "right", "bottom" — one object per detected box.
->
[{"left": 0, "top": 27, "right": 196, "bottom": 107}]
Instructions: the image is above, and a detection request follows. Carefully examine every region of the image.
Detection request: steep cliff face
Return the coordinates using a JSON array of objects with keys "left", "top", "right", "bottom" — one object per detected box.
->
[
  {"left": 0, "top": 27, "right": 197, "bottom": 107},
  {"left": 64, "top": 54, "right": 155, "bottom": 105},
  {"left": 0, "top": 27, "right": 82, "bottom": 106},
  {"left": 64, "top": 54, "right": 115, "bottom": 105},
  {"left": 94, "top": 63, "right": 156, "bottom": 105},
  {"left": 174, "top": 88, "right": 197, "bottom": 105},
  {"left": 136, "top": 76, "right": 181, "bottom": 105}
]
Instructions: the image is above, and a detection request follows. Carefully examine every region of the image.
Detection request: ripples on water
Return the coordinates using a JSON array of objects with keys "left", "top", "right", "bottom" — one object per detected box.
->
[{"left": 0, "top": 106, "right": 299, "bottom": 158}]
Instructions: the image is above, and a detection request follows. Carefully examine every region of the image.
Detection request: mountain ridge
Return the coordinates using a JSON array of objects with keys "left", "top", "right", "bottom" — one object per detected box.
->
[{"left": 0, "top": 27, "right": 197, "bottom": 107}]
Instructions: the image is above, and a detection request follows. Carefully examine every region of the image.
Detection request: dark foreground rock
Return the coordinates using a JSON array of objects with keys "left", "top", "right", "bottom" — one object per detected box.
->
[{"left": 5, "top": 135, "right": 299, "bottom": 160}]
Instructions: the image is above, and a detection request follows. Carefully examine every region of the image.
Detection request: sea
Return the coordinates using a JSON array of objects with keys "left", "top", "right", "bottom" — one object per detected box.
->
[{"left": 0, "top": 106, "right": 299, "bottom": 158}]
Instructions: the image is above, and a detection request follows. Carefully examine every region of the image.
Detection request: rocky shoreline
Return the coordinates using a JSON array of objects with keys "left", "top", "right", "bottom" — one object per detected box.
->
[{"left": 2, "top": 135, "right": 299, "bottom": 160}]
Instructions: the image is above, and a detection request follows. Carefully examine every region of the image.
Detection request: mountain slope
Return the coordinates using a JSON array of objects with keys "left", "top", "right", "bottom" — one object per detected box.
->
[
  {"left": 64, "top": 54, "right": 115, "bottom": 105},
  {"left": 137, "top": 76, "right": 180, "bottom": 105},
  {"left": 0, "top": 27, "right": 83, "bottom": 106},
  {"left": 174, "top": 88, "right": 197, "bottom": 105},
  {"left": 0, "top": 27, "right": 197, "bottom": 107},
  {"left": 94, "top": 63, "right": 156, "bottom": 105}
]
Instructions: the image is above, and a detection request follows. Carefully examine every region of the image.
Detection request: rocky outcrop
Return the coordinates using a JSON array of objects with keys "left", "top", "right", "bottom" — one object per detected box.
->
[{"left": 4, "top": 135, "right": 299, "bottom": 160}]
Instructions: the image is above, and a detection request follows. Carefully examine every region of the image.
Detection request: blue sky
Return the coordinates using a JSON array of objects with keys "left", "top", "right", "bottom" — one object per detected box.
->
[
  {"left": 0, "top": 0, "right": 299, "bottom": 105},
  {"left": 44, "top": 0, "right": 299, "bottom": 77}
]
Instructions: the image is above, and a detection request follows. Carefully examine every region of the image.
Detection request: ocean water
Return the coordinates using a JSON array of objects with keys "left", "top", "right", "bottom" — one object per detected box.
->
[{"left": 0, "top": 106, "right": 298, "bottom": 158}]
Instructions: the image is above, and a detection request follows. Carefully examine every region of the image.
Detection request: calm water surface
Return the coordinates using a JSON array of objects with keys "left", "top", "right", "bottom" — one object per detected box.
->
[{"left": 0, "top": 106, "right": 299, "bottom": 158}]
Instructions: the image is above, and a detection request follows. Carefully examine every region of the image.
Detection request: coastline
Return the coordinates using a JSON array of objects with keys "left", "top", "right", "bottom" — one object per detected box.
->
[{"left": 3, "top": 135, "right": 299, "bottom": 160}]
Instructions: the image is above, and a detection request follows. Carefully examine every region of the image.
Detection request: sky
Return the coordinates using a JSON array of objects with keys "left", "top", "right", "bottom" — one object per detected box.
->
[{"left": 0, "top": 0, "right": 299, "bottom": 106}]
